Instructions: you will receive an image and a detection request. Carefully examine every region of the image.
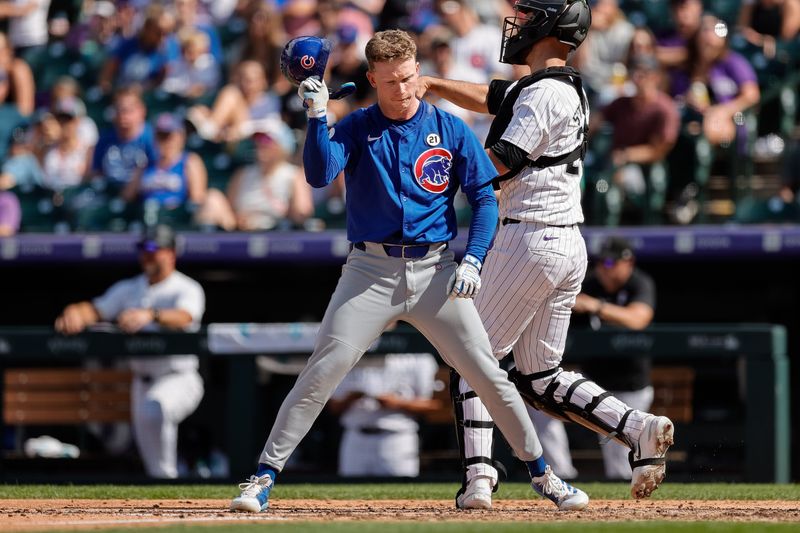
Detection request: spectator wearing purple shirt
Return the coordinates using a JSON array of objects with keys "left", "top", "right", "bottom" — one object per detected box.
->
[
  {"left": 0, "top": 190, "right": 20, "bottom": 235},
  {"left": 656, "top": 0, "right": 703, "bottom": 68},
  {"left": 669, "top": 17, "right": 760, "bottom": 146}
]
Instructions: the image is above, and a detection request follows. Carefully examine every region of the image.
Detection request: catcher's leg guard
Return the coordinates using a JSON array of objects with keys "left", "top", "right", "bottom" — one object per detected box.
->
[
  {"left": 450, "top": 369, "right": 504, "bottom": 505},
  {"left": 509, "top": 367, "right": 650, "bottom": 449}
]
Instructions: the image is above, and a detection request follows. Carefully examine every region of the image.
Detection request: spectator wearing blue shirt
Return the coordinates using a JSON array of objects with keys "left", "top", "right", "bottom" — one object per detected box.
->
[
  {"left": 99, "top": 5, "right": 174, "bottom": 93},
  {"left": 92, "top": 87, "right": 157, "bottom": 194},
  {"left": 122, "top": 113, "right": 208, "bottom": 213}
]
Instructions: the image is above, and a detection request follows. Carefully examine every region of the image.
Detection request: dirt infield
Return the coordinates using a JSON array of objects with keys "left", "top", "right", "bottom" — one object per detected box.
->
[{"left": 1, "top": 498, "right": 799, "bottom": 530}]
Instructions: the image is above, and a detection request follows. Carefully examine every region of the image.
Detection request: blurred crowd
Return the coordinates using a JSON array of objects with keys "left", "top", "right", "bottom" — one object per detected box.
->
[{"left": 0, "top": 0, "right": 798, "bottom": 235}]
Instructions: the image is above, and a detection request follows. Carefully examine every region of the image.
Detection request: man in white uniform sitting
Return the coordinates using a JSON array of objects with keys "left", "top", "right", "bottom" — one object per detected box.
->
[
  {"left": 328, "top": 351, "right": 440, "bottom": 477},
  {"left": 55, "top": 224, "right": 206, "bottom": 478}
]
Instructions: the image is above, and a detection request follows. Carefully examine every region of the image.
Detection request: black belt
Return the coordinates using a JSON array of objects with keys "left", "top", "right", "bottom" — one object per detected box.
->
[
  {"left": 501, "top": 218, "right": 576, "bottom": 228},
  {"left": 137, "top": 372, "right": 178, "bottom": 384},
  {"left": 358, "top": 427, "right": 396, "bottom": 435},
  {"left": 353, "top": 241, "right": 445, "bottom": 259}
]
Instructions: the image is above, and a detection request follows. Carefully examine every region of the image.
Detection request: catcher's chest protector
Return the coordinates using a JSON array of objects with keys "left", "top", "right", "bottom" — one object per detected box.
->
[{"left": 486, "top": 66, "right": 589, "bottom": 188}]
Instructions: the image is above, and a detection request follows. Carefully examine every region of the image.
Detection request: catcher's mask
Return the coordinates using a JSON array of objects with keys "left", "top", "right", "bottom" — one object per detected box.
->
[{"left": 500, "top": 0, "right": 591, "bottom": 65}]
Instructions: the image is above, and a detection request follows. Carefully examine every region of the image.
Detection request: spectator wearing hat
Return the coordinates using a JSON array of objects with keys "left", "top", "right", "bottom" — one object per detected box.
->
[
  {"left": 591, "top": 55, "right": 680, "bottom": 223},
  {"left": 531, "top": 236, "right": 658, "bottom": 480},
  {"left": 55, "top": 224, "right": 206, "bottom": 478},
  {"left": 66, "top": 0, "right": 121, "bottom": 54},
  {"left": 91, "top": 86, "right": 157, "bottom": 194},
  {"left": 40, "top": 96, "right": 95, "bottom": 191},
  {"left": 123, "top": 112, "right": 208, "bottom": 215},
  {"left": 50, "top": 76, "right": 99, "bottom": 150},
  {"left": 224, "top": 120, "right": 312, "bottom": 231}
]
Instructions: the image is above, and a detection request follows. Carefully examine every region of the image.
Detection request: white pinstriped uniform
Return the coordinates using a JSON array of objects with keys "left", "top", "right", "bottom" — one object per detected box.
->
[
  {"left": 496, "top": 79, "right": 585, "bottom": 228},
  {"left": 459, "top": 76, "right": 649, "bottom": 486}
]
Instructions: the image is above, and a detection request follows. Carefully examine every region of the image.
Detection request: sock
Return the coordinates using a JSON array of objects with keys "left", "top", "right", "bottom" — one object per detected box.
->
[
  {"left": 526, "top": 456, "right": 548, "bottom": 479},
  {"left": 256, "top": 463, "right": 277, "bottom": 481}
]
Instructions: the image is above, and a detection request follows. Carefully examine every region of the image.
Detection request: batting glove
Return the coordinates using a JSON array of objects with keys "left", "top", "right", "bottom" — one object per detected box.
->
[
  {"left": 298, "top": 76, "right": 329, "bottom": 119},
  {"left": 450, "top": 255, "right": 482, "bottom": 299}
]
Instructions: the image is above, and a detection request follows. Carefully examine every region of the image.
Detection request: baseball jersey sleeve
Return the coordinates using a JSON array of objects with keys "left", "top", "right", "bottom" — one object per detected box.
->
[
  {"left": 500, "top": 84, "right": 560, "bottom": 159},
  {"left": 92, "top": 278, "right": 135, "bottom": 321},
  {"left": 453, "top": 117, "right": 499, "bottom": 262},
  {"left": 487, "top": 79, "right": 515, "bottom": 116},
  {"left": 303, "top": 116, "right": 358, "bottom": 188},
  {"left": 629, "top": 270, "right": 657, "bottom": 310},
  {"left": 174, "top": 278, "right": 206, "bottom": 324}
]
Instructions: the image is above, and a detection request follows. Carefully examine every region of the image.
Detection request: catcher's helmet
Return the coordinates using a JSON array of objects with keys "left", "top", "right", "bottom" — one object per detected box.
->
[
  {"left": 500, "top": 0, "right": 591, "bottom": 65},
  {"left": 280, "top": 36, "right": 332, "bottom": 86}
]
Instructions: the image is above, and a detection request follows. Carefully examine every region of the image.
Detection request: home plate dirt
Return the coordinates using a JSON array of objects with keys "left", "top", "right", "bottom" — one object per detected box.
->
[{"left": 1, "top": 499, "right": 799, "bottom": 530}]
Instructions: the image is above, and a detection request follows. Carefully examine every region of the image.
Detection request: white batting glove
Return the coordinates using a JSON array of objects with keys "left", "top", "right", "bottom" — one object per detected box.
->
[
  {"left": 298, "top": 76, "right": 329, "bottom": 119},
  {"left": 450, "top": 255, "right": 482, "bottom": 299}
]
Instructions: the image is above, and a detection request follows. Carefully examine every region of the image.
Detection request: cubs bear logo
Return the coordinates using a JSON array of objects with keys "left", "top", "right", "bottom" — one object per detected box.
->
[
  {"left": 300, "top": 55, "right": 315, "bottom": 69},
  {"left": 414, "top": 148, "right": 452, "bottom": 194}
]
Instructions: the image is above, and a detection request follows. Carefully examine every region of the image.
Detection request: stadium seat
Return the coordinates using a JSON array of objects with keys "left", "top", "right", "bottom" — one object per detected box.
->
[
  {"left": 26, "top": 41, "right": 98, "bottom": 99},
  {"left": 13, "top": 185, "right": 57, "bottom": 233},
  {"left": 704, "top": 0, "right": 741, "bottom": 26}
]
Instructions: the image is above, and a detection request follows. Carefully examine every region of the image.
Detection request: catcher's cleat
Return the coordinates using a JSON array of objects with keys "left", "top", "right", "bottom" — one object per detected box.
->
[
  {"left": 630, "top": 415, "right": 674, "bottom": 499},
  {"left": 230, "top": 473, "right": 273, "bottom": 512},
  {"left": 531, "top": 466, "right": 589, "bottom": 511},
  {"left": 456, "top": 476, "right": 493, "bottom": 510}
]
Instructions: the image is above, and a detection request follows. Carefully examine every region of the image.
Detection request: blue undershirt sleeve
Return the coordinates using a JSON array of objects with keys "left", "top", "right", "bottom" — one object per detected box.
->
[
  {"left": 463, "top": 182, "right": 498, "bottom": 265},
  {"left": 303, "top": 117, "right": 349, "bottom": 188}
]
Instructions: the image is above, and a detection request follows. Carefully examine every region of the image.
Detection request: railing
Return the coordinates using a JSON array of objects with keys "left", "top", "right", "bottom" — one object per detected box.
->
[{"left": 0, "top": 324, "right": 789, "bottom": 482}]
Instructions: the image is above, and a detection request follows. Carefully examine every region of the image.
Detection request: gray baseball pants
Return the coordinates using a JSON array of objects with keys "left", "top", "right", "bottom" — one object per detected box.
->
[{"left": 259, "top": 242, "right": 543, "bottom": 470}]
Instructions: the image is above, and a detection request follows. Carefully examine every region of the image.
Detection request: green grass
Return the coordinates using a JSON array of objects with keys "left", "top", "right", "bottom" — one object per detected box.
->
[
  {"left": 0, "top": 483, "right": 798, "bottom": 500},
  {"left": 30, "top": 524, "right": 800, "bottom": 533}
]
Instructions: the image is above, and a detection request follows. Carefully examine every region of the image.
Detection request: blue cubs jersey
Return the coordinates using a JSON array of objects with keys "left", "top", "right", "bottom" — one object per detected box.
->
[{"left": 304, "top": 100, "right": 498, "bottom": 261}]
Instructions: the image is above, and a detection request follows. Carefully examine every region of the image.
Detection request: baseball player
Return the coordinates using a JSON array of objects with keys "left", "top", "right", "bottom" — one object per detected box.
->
[
  {"left": 418, "top": 0, "right": 674, "bottom": 509},
  {"left": 328, "top": 351, "right": 440, "bottom": 477},
  {"left": 54, "top": 224, "right": 205, "bottom": 478},
  {"left": 230, "top": 29, "right": 588, "bottom": 513}
]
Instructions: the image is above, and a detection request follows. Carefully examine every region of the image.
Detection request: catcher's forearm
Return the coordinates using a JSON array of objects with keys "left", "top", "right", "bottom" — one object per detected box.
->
[{"left": 424, "top": 76, "right": 490, "bottom": 114}]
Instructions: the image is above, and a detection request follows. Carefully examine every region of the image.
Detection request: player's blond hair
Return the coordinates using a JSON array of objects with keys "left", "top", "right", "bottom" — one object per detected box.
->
[{"left": 365, "top": 30, "right": 417, "bottom": 70}]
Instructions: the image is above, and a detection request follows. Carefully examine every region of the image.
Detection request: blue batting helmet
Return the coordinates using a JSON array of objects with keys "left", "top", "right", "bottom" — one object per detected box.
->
[{"left": 280, "top": 36, "right": 332, "bottom": 86}]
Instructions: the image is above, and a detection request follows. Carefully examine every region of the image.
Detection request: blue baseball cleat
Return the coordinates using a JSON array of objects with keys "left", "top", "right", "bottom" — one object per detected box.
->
[
  {"left": 531, "top": 466, "right": 589, "bottom": 511},
  {"left": 230, "top": 474, "right": 273, "bottom": 513}
]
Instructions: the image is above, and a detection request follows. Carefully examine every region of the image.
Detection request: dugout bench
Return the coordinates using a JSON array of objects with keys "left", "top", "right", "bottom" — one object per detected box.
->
[{"left": 0, "top": 324, "right": 790, "bottom": 483}]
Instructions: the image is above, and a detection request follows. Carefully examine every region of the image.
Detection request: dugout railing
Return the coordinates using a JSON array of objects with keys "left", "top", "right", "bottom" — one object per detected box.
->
[{"left": 0, "top": 324, "right": 790, "bottom": 483}]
